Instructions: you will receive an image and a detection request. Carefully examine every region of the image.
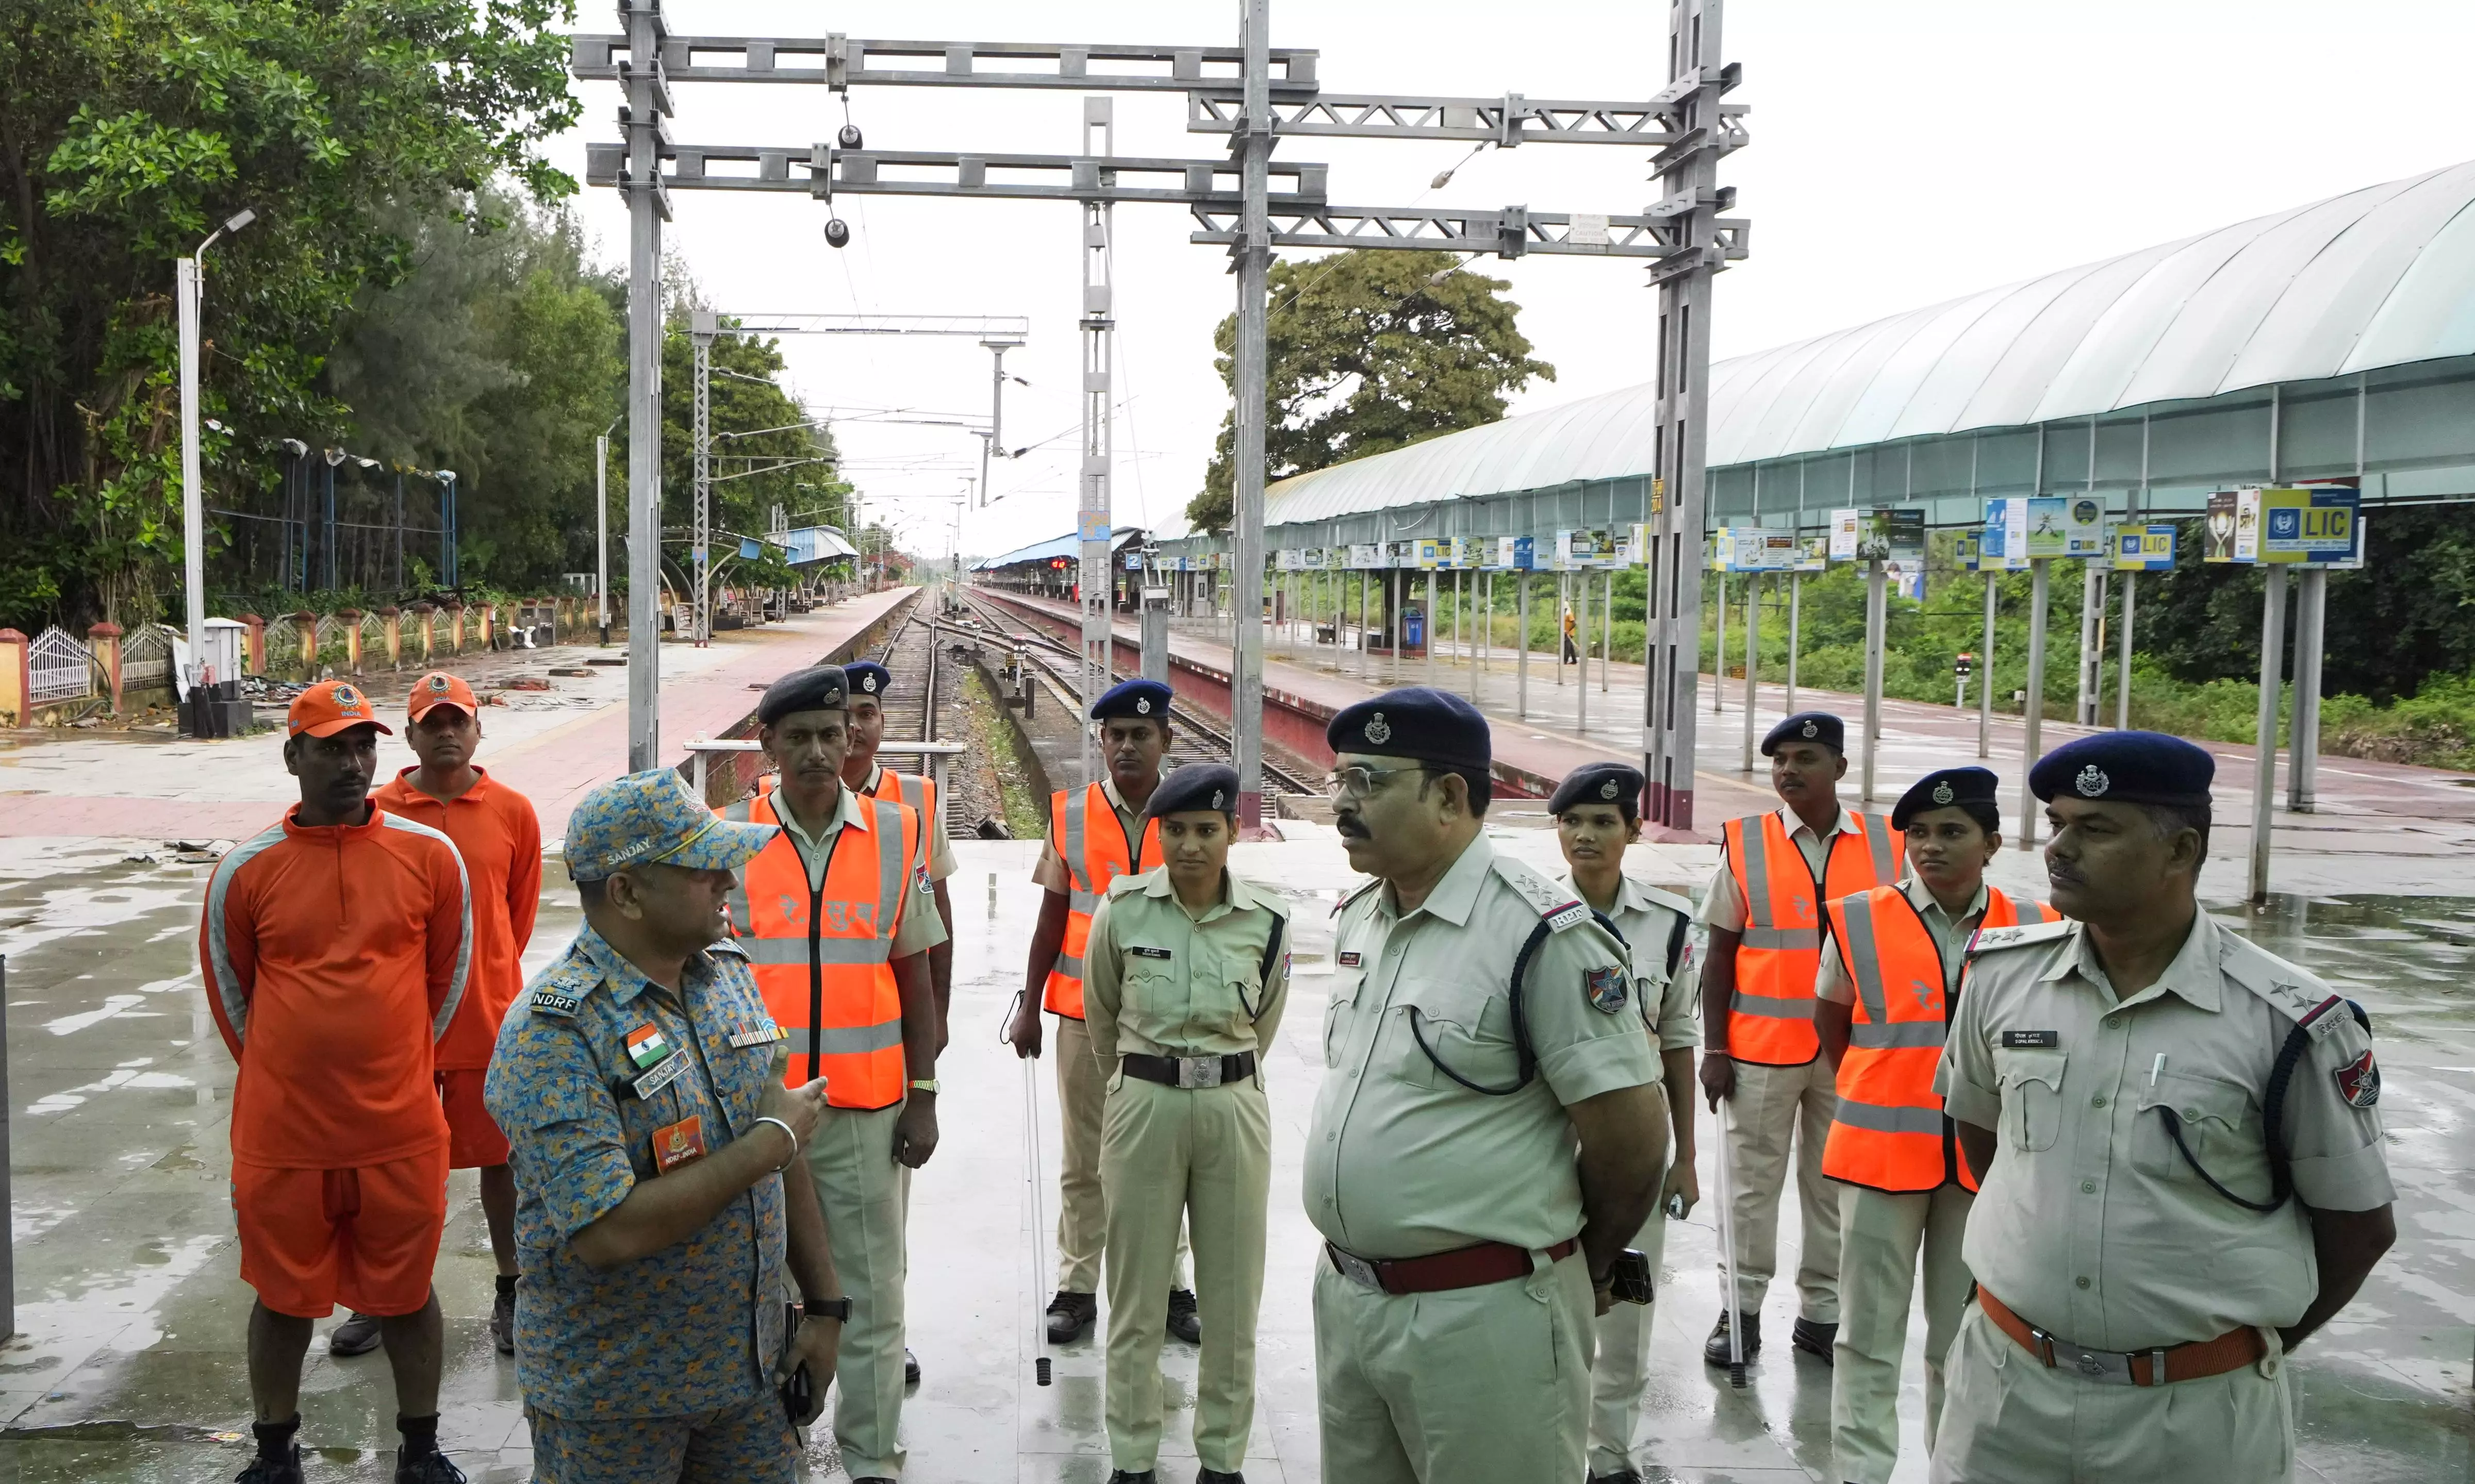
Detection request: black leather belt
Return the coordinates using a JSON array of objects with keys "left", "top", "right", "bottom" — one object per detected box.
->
[{"left": 1122, "top": 1052, "right": 1257, "bottom": 1089}]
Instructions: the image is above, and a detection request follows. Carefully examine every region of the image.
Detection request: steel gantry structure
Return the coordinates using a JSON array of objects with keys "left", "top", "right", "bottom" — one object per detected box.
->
[
  {"left": 585, "top": 4, "right": 1745, "bottom": 819},
  {"left": 684, "top": 310, "right": 1026, "bottom": 647}
]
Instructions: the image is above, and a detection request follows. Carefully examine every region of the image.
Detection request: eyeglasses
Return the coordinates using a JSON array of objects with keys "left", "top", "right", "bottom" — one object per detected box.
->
[{"left": 1325, "top": 763, "right": 1429, "bottom": 800}]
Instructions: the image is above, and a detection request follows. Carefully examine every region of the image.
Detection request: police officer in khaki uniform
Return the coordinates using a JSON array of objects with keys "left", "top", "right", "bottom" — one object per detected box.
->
[
  {"left": 1548, "top": 761, "right": 1701, "bottom": 1484},
  {"left": 1933, "top": 733, "right": 2397, "bottom": 1483},
  {"left": 1082, "top": 764, "right": 1290, "bottom": 1484},
  {"left": 1309, "top": 688, "right": 1670, "bottom": 1483}
]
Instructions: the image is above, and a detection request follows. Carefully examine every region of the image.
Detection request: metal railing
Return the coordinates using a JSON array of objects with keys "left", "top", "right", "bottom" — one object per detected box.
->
[
  {"left": 120, "top": 623, "right": 176, "bottom": 691},
  {"left": 27, "top": 626, "right": 96, "bottom": 706},
  {"left": 682, "top": 738, "right": 967, "bottom": 812}
]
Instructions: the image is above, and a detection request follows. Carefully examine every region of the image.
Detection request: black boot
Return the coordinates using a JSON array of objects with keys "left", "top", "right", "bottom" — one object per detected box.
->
[
  {"left": 1166, "top": 1287, "right": 1201, "bottom": 1344},
  {"left": 1586, "top": 1472, "right": 1643, "bottom": 1484},
  {"left": 1702, "top": 1308, "right": 1761, "bottom": 1366},
  {"left": 1046, "top": 1290, "right": 1098, "bottom": 1343},
  {"left": 1198, "top": 1470, "right": 1246, "bottom": 1483},
  {"left": 1792, "top": 1316, "right": 1838, "bottom": 1364},
  {"left": 1105, "top": 1473, "right": 1156, "bottom": 1483}
]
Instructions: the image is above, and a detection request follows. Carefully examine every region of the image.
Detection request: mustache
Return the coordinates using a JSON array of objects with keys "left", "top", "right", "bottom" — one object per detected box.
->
[{"left": 1335, "top": 819, "right": 1371, "bottom": 839}]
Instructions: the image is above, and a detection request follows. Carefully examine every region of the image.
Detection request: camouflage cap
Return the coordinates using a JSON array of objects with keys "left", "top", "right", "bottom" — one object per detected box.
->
[{"left": 564, "top": 768, "right": 777, "bottom": 881}]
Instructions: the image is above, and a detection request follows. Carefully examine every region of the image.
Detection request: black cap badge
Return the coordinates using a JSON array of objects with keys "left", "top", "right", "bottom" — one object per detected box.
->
[
  {"left": 1364, "top": 711, "right": 1392, "bottom": 745},
  {"left": 1599, "top": 777, "right": 1620, "bottom": 800},
  {"left": 1932, "top": 780, "right": 1954, "bottom": 805},
  {"left": 2076, "top": 764, "right": 2109, "bottom": 797}
]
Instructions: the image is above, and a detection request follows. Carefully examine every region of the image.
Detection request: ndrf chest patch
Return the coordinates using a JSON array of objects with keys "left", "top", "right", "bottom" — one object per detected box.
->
[
  {"left": 1586, "top": 965, "right": 1629, "bottom": 1014},
  {"left": 2335, "top": 1048, "right": 2381, "bottom": 1108}
]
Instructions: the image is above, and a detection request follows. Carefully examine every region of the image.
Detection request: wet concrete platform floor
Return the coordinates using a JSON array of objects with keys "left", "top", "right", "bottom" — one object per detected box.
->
[{"left": 0, "top": 829, "right": 2467, "bottom": 1482}]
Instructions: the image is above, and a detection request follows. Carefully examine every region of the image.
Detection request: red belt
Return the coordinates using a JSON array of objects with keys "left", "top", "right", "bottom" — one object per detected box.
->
[
  {"left": 1978, "top": 1287, "right": 2267, "bottom": 1387},
  {"left": 1324, "top": 1238, "right": 1579, "bottom": 1295}
]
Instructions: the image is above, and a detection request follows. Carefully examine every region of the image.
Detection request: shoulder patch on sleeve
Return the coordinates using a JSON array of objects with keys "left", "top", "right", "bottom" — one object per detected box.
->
[
  {"left": 2219, "top": 932, "right": 2355, "bottom": 1042},
  {"left": 1964, "top": 918, "right": 2074, "bottom": 958},
  {"left": 1491, "top": 856, "right": 1590, "bottom": 931},
  {"left": 521, "top": 944, "right": 604, "bottom": 1018},
  {"left": 529, "top": 988, "right": 583, "bottom": 1017}
]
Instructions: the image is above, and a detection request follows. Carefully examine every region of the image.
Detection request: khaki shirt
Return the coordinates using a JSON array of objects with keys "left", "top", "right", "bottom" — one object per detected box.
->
[
  {"left": 1819, "top": 877, "right": 1987, "bottom": 1004},
  {"left": 1083, "top": 866, "right": 1292, "bottom": 1075},
  {"left": 1031, "top": 773, "right": 1149, "bottom": 893},
  {"left": 1696, "top": 803, "right": 1866, "bottom": 931},
  {"left": 1306, "top": 833, "right": 1660, "bottom": 1258},
  {"left": 864, "top": 761, "right": 958, "bottom": 882},
  {"left": 1936, "top": 910, "right": 2394, "bottom": 1350},
  {"left": 772, "top": 783, "right": 947, "bottom": 959},
  {"left": 1562, "top": 872, "right": 1701, "bottom": 1053}
]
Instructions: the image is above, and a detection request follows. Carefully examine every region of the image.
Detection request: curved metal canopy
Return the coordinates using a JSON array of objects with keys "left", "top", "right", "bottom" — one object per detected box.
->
[{"left": 1265, "top": 159, "right": 2475, "bottom": 525}]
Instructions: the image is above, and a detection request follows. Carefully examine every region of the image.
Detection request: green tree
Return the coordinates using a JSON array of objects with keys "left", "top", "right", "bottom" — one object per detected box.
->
[
  {"left": 0, "top": 0, "right": 578, "bottom": 629},
  {"left": 656, "top": 320, "right": 842, "bottom": 606},
  {"left": 1185, "top": 249, "right": 1553, "bottom": 533}
]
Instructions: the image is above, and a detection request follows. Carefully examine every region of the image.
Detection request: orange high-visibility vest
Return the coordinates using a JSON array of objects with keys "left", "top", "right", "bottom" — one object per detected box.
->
[
  {"left": 723, "top": 790, "right": 921, "bottom": 1108},
  {"left": 1821, "top": 886, "right": 2056, "bottom": 1192},
  {"left": 1043, "top": 782, "right": 1161, "bottom": 1019},
  {"left": 1723, "top": 810, "right": 1903, "bottom": 1066},
  {"left": 864, "top": 764, "right": 937, "bottom": 882}
]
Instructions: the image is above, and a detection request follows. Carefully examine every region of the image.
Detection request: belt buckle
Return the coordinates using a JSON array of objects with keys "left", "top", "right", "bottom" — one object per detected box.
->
[
  {"left": 2035, "top": 1328, "right": 2133, "bottom": 1385},
  {"left": 1329, "top": 1247, "right": 1383, "bottom": 1291},
  {"left": 1178, "top": 1055, "right": 1225, "bottom": 1089}
]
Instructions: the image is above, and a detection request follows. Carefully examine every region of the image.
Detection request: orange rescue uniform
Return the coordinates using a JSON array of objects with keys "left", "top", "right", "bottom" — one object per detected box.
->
[
  {"left": 371, "top": 765, "right": 541, "bottom": 1168},
  {"left": 199, "top": 806, "right": 471, "bottom": 1316},
  {"left": 1821, "top": 885, "right": 2055, "bottom": 1192},
  {"left": 725, "top": 790, "right": 922, "bottom": 1106},
  {"left": 1722, "top": 809, "right": 1903, "bottom": 1066},
  {"left": 1043, "top": 781, "right": 1162, "bottom": 1019}
]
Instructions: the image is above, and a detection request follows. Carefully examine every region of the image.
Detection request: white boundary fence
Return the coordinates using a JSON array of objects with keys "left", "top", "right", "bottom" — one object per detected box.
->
[{"left": 27, "top": 627, "right": 96, "bottom": 706}]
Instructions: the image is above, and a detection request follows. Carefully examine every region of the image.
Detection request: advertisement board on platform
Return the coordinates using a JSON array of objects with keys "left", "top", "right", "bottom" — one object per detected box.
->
[
  {"left": 2113, "top": 525, "right": 2176, "bottom": 571},
  {"left": 2259, "top": 484, "right": 2362, "bottom": 563},
  {"left": 1348, "top": 543, "right": 1381, "bottom": 569},
  {"left": 1829, "top": 508, "right": 1861, "bottom": 561}
]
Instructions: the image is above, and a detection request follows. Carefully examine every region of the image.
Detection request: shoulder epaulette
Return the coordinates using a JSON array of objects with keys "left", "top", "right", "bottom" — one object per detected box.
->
[
  {"left": 707, "top": 937, "right": 750, "bottom": 960},
  {"left": 1633, "top": 882, "right": 1696, "bottom": 919},
  {"left": 521, "top": 942, "right": 605, "bottom": 1018},
  {"left": 1107, "top": 871, "right": 1151, "bottom": 899},
  {"left": 1964, "top": 917, "right": 2074, "bottom": 958},
  {"left": 1333, "top": 878, "right": 1383, "bottom": 918},
  {"left": 1491, "top": 855, "right": 1591, "bottom": 932},
  {"left": 2219, "top": 930, "right": 2357, "bottom": 1042}
]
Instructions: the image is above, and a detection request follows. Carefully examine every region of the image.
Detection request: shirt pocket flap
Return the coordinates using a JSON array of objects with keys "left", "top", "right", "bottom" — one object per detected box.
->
[
  {"left": 1991, "top": 1046, "right": 2068, "bottom": 1153},
  {"left": 1384, "top": 977, "right": 1519, "bottom": 1090},
  {"left": 2134, "top": 1070, "right": 2264, "bottom": 1183}
]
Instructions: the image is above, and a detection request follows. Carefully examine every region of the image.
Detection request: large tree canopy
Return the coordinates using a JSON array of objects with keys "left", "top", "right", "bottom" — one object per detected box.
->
[
  {"left": 1186, "top": 248, "right": 1553, "bottom": 534},
  {"left": 0, "top": 0, "right": 578, "bottom": 628}
]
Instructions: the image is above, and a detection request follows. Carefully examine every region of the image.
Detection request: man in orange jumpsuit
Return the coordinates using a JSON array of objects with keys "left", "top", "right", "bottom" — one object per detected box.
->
[
  {"left": 201, "top": 680, "right": 473, "bottom": 1484},
  {"left": 370, "top": 671, "right": 541, "bottom": 1358}
]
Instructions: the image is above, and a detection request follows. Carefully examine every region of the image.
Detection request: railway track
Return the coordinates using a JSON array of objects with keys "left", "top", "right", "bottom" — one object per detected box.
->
[
  {"left": 951, "top": 591, "right": 1319, "bottom": 800},
  {"left": 866, "top": 597, "right": 960, "bottom": 829}
]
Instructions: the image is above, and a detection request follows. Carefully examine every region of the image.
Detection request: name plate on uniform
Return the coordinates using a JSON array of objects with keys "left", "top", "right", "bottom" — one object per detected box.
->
[
  {"left": 1129, "top": 946, "right": 1173, "bottom": 960},
  {"left": 1338, "top": 951, "right": 1363, "bottom": 967},
  {"left": 2000, "top": 1030, "right": 2060, "bottom": 1048},
  {"left": 633, "top": 1054, "right": 691, "bottom": 1099},
  {"left": 652, "top": 1114, "right": 706, "bottom": 1172}
]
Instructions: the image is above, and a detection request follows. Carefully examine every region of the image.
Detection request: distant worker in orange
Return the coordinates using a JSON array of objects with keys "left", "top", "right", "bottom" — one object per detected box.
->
[
  {"left": 369, "top": 672, "right": 542, "bottom": 1360},
  {"left": 201, "top": 680, "right": 474, "bottom": 1484},
  {"left": 1562, "top": 604, "right": 1580, "bottom": 664}
]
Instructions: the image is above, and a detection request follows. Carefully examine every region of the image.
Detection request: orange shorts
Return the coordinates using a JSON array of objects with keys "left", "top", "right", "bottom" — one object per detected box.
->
[
  {"left": 233, "top": 1145, "right": 449, "bottom": 1319},
  {"left": 438, "top": 1068, "right": 511, "bottom": 1169}
]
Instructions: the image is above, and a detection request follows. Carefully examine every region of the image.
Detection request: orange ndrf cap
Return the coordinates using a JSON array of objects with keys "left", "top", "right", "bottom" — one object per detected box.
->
[
  {"left": 407, "top": 671, "right": 478, "bottom": 722},
  {"left": 287, "top": 680, "right": 392, "bottom": 739}
]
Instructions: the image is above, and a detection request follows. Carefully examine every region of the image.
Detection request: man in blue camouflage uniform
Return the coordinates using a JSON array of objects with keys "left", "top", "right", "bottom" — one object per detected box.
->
[{"left": 486, "top": 770, "right": 852, "bottom": 1482}]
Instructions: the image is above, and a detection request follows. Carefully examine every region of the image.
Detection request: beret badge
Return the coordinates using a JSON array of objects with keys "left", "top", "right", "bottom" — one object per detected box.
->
[
  {"left": 1932, "top": 780, "right": 1954, "bottom": 805},
  {"left": 2076, "top": 765, "right": 2109, "bottom": 797},
  {"left": 1364, "top": 712, "right": 1392, "bottom": 745},
  {"left": 1599, "top": 778, "right": 1620, "bottom": 800}
]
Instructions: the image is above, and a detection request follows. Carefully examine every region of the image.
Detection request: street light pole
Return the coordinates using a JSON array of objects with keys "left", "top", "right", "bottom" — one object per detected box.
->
[
  {"left": 597, "top": 412, "right": 621, "bottom": 641},
  {"left": 177, "top": 208, "right": 254, "bottom": 711}
]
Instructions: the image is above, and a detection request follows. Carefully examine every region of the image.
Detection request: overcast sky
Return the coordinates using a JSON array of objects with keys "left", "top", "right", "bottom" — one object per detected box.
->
[{"left": 550, "top": 1, "right": 2475, "bottom": 562}]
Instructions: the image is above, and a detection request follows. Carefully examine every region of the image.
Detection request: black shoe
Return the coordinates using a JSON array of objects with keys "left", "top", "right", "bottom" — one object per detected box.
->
[
  {"left": 1046, "top": 1290, "right": 1098, "bottom": 1344},
  {"left": 905, "top": 1346, "right": 921, "bottom": 1385},
  {"left": 1198, "top": 1471, "right": 1245, "bottom": 1484},
  {"left": 1106, "top": 1473, "right": 1156, "bottom": 1483},
  {"left": 393, "top": 1452, "right": 467, "bottom": 1484},
  {"left": 1792, "top": 1316, "right": 1838, "bottom": 1364},
  {"left": 1166, "top": 1287, "right": 1201, "bottom": 1344},
  {"left": 489, "top": 1288, "right": 515, "bottom": 1357},
  {"left": 328, "top": 1310, "right": 382, "bottom": 1356},
  {"left": 237, "top": 1446, "right": 304, "bottom": 1484},
  {"left": 1702, "top": 1309, "right": 1761, "bottom": 1366},
  {"left": 1587, "top": 1473, "right": 1643, "bottom": 1484}
]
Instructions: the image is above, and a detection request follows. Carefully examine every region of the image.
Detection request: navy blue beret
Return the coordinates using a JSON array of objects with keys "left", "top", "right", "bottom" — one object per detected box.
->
[
  {"left": 1091, "top": 678, "right": 1174, "bottom": 722},
  {"left": 844, "top": 661, "right": 893, "bottom": 701},
  {"left": 1549, "top": 762, "right": 1643, "bottom": 818},
  {"left": 1327, "top": 686, "right": 1491, "bottom": 770},
  {"left": 1762, "top": 710, "right": 1844, "bottom": 756},
  {"left": 2030, "top": 731, "right": 2214, "bottom": 808},
  {"left": 757, "top": 664, "right": 847, "bottom": 725},
  {"left": 1892, "top": 766, "right": 2000, "bottom": 830},
  {"left": 1147, "top": 763, "right": 1241, "bottom": 820}
]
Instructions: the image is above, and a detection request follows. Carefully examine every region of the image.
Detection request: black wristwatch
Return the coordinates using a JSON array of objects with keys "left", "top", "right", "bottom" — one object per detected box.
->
[{"left": 801, "top": 1296, "right": 852, "bottom": 1322}]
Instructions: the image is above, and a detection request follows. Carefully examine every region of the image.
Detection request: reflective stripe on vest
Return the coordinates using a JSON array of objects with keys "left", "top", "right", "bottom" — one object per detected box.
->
[
  {"left": 1042, "top": 782, "right": 1160, "bottom": 1019},
  {"left": 1725, "top": 811, "right": 1905, "bottom": 1066},
  {"left": 724, "top": 791, "right": 919, "bottom": 1108},
  {"left": 869, "top": 768, "right": 937, "bottom": 879},
  {"left": 1821, "top": 886, "right": 2053, "bottom": 1193}
]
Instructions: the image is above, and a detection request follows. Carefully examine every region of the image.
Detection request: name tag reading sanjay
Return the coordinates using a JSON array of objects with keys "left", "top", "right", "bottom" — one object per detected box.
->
[
  {"left": 2000, "top": 1030, "right": 2060, "bottom": 1048},
  {"left": 632, "top": 1054, "right": 690, "bottom": 1100}
]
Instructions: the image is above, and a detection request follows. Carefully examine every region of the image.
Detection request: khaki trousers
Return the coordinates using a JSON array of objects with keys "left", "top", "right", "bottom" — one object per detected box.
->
[
  {"left": 1931, "top": 1303, "right": 2296, "bottom": 1483},
  {"left": 1724, "top": 1056, "right": 1842, "bottom": 1320},
  {"left": 1100, "top": 1073, "right": 1270, "bottom": 1473},
  {"left": 1054, "top": 1015, "right": 1186, "bottom": 1294},
  {"left": 1586, "top": 1158, "right": 1673, "bottom": 1477},
  {"left": 802, "top": 1100, "right": 910, "bottom": 1479},
  {"left": 1314, "top": 1248, "right": 1594, "bottom": 1483},
  {"left": 1832, "top": 1183, "right": 1973, "bottom": 1484}
]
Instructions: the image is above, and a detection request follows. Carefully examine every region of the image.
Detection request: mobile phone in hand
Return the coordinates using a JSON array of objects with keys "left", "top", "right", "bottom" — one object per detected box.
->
[
  {"left": 779, "top": 1303, "right": 822, "bottom": 1426},
  {"left": 1607, "top": 1248, "right": 1655, "bottom": 1306}
]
